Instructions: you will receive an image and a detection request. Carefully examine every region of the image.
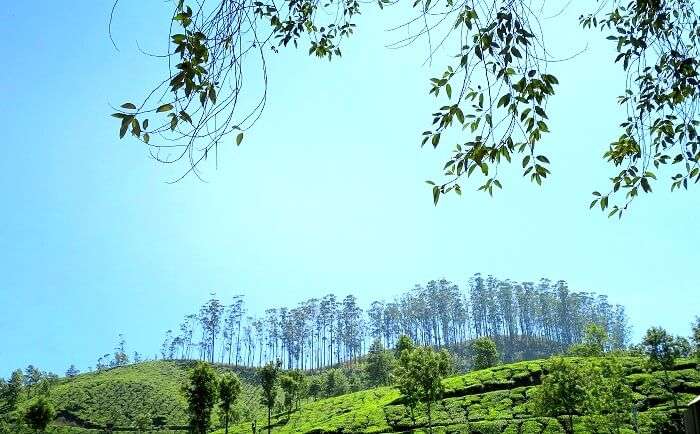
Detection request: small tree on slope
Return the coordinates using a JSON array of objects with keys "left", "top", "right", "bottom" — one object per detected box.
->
[
  {"left": 24, "top": 397, "right": 55, "bottom": 433},
  {"left": 183, "top": 361, "right": 218, "bottom": 434},
  {"left": 531, "top": 357, "right": 587, "bottom": 434},
  {"left": 258, "top": 360, "right": 280, "bottom": 434},
  {"left": 395, "top": 346, "right": 452, "bottom": 433},
  {"left": 469, "top": 337, "right": 499, "bottom": 370},
  {"left": 219, "top": 372, "right": 242, "bottom": 434},
  {"left": 366, "top": 339, "right": 394, "bottom": 387}
]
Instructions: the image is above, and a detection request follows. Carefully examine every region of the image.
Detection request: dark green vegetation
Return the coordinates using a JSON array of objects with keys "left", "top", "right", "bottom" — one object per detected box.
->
[
  {"left": 113, "top": 0, "right": 700, "bottom": 215},
  {"left": 24, "top": 397, "right": 55, "bottom": 432}
]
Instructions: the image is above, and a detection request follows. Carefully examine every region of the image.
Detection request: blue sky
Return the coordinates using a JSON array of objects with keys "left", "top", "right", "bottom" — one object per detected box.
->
[{"left": 0, "top": 1, "right": 697, "bottom": 377}]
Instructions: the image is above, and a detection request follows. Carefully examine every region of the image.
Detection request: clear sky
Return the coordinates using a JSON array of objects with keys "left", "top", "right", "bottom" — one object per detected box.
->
[{"left": 0, "top": 1, "right": 697, "bottom": 378}]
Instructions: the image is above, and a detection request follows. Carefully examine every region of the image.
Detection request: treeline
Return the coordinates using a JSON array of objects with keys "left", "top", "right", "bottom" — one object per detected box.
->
[{"left": 156, "top": 274, "right": 629, "bottom": 370}]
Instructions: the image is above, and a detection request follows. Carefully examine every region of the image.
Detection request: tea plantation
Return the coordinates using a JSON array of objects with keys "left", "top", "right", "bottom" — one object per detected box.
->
[
  {"left": 3, "top": 357, "right": 699, "bottom": 433},
  {"left": 224, "top": 357, "right": 699, "bottom": 434}
]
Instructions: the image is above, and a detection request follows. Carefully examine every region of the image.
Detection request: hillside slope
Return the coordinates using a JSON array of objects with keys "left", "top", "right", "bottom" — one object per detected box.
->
[
  {"left": 226, "top": 357, "right": 700, "bottom": 434},
  {"left": 10, "top": 360, "right": 258, "bottom": 432},
  {"left": 3, "top": 357, "right": 698, "bottom": 433},
  {"left": 47, "top": 361, "right": 190, "bottom": 429}
]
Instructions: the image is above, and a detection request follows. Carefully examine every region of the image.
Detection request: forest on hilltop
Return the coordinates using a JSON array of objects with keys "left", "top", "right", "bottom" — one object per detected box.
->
[{"left": 148, "top": 274, "right": 628, "bottom": 371}]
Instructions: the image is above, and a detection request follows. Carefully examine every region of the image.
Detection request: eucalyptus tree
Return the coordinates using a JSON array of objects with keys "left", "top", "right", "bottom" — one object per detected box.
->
[
  {"left": 264, "top": 308, "right": 280, "bottom": 362},
  {"left": 160, "top": 330, "right": 174, "bottom": 360},
  {"left": 112, "top": 334, "right": 129, "bottom": 367},
  {"left": 323, "top": 294, "right": 339, "bottom": 366},
  {"left": 23, "top": 366, "right": 42, "bottom": 392},
  {"left": 253, "top": 318, "right": 265, "bottom": 366},
  {"left": 179, "top": 314, "right": 198, "bottom": 359},
  {"left": 199, "top": 296, "right": 225, "bottom": 363},
  {"left": 318, "top": 296, "right": 333, "bottom": 367},
  {"left": 65, "top": 365, "right": 80, "bottom": 378},
  {"left": 154, "top": 273, "right": 628, "bottom": 369},
  {"left": 340, "top": 295, "right": 363, "bottom": 362},
  {"left": 367, "top": 301, "right": 384, "bottom": 346}
]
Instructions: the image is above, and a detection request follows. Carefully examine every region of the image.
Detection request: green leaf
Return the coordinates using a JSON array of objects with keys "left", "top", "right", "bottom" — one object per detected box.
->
[
  {"left": 534, "top": 106, "right": 548, "bottom": 119},
  {"left": 236, "top": 133, "right": 244, "bottom": 146},
  {"left": 119, "top": 116, "right": 134, "bottom": 139},
  {"left": 432, "top": 186, "right": 440, "bottom": 206},
  {"left": 157, "top": 104, "right": 174, "bottom": 113},
  {"left": 121, "top": 103, "right": 137, "bottom": 110}
]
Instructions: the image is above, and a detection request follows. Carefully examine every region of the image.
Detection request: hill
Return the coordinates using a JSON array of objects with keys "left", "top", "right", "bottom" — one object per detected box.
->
[
  {"left": 2, "top": 356, "right": 699, "bottom": 433},
  {"left": 225, "top": 357, "right": 700, "bottom": 434},
  {"left": 4, "top": 360, "right": 259, "bottom": 433}
]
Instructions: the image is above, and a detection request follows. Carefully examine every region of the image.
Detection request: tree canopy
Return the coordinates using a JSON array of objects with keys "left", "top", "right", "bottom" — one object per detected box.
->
[
  {"left": 112, "top": 0, "right": 700, "bottom": 215},
  {"left": 394, "top": 346, "right": 452, "bottom": 432},
  {"left": 469, "top": 336, "right": 499, "bottom": 370}
]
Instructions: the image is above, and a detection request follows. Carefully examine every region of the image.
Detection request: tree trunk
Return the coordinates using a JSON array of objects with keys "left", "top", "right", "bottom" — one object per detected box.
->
[
  {"left": 560, "top": 415, "right": 574, "bottom": 434},
  {"left": 427, "top": 401, "right": 432, "bottom": 433},
  {"left": 664, "top": 369, "right": 679, "bottom": 411},
  {"left": 267, "top": 406, "right": 272, "bottom": 434},
  {"left": 224, "top": 412, "right": 229, "bottom": 434}
]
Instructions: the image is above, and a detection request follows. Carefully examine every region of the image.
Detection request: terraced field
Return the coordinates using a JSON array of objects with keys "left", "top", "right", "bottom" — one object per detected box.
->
[{"left": 225, "top": 357, "right": 700, "bottom": 434}]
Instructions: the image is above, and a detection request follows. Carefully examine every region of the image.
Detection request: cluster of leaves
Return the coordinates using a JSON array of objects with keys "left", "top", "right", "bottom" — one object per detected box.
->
[
  {"left": 418, "top": 1, "right": 558, "bottom": 204},
  {"left": 469, "top": 337, "right": 499, "bottom": 370},
  {"left": 567, "top": 323, "right": 608, "bottom": 357},
  {"left": 113, "top": 0, "right": 700, "bottom": 215},
  {"left": 112, "top": 0, "right": 360, "bottom": 180},
  {"left": 582, "top": 0, "right": 700, "bottom": 216}
]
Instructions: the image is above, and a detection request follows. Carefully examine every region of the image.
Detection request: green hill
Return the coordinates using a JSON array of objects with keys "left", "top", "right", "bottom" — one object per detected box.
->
[
  {"left": 4, "top": 360, "right": 259, "bottom": 433},
  {"left": 3, "top": 357, "right": 699, "bottom": 433},
  {"left": 47, "top": 361, "right": 190, "bottom": 429},
  {"left": 225, "top": 357, "right": 700, "bottom": 434}
]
